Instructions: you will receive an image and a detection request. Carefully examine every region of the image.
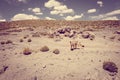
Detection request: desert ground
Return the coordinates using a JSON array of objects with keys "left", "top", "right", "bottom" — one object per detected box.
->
[{"left": 0, "top": 20, "right": 120, "bottom": 80}]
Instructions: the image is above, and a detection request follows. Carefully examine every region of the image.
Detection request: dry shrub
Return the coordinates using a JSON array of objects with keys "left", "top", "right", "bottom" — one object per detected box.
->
[
  {"left": 6, "top": 40, "right": 12, "bottom": 44},
  {"left": 23, "top": 47, "right": 32, "bottom": 55},
  {"left": 1, "top": 41, "right": 5, "bottom": 45},
  {"left": 20, "top": 39, "right": 23, "bottom": 42},
  {"left": 24, "top": 35, "right": 29, "bottom": 39},
  {"left": 118, "top": 37, "right": 120, "bottom": 41},
  {"left": 103, "top": 61, "right": 118, "bottom": 73},
  {"left": 89, "top": 34, "right": 95, "bottom": 40},
  {"left": 0, "top": 66, "right": 8, "bottom": 75},
  {"left": 109, "top": 36, "right": 116, "bottom": 40},
  {"left": 53, "top": 49, "right": 60, "bottom": 54},
  {"left": 32, "top": 34, "right": 40, "bottom": 37},
  {"left": 28, "top": 39, "right": 32, "bottom": 42},
  {"left": 48, "top": 34, "right": 54, "bottom": 38},
  {"left": 40, "top": 46, "right": 49, "bottom": 52}
]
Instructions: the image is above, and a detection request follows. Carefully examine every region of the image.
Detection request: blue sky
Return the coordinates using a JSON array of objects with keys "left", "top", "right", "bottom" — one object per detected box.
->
[{"left": 0, "top": 0, "right": 120, "bottom": 21}]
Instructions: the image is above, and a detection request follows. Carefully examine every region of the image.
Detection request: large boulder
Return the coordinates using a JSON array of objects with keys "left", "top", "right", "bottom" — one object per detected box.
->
[
  {"left": 114, "top": 30, "right": 120, "bottom": 34},
  {"left": 57, "top": 28, "right": 71, "bottom": 34},
  {"left": 103, "top": 61, "right": 118, "bottom": 73},
  {"left": 82, "top": 31, "right": 95, "bottom": 40},
  {"left": 82, "top": 32, "right": 89, "bottom": 38}
]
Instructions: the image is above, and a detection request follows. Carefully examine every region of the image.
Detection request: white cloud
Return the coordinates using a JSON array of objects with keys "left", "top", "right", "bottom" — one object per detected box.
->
[
  {"left": 91, "top": 9, "right": 120, "bottom": 20},
  {"left": 28, "top": 8, "right": 43, "bottom": 15},
  {"left": 50, "top": 10, "right": 60, "bottom": 15},
  {"left": 11, "top": 13, "right": 40, "bottom": 21},
  {"left": 32, "top": 8, "right": 41, "bottom": 13},
  {"left": 44, "top": 0, "right": 61, "bottom": 8},
  {"left": 17, "top": 0, "right": 29, "bottom": 3},
  {"left": 45, "top": 0, "right": 74, "bottom": 16},
  {"left": 97, "top": 1, "right": 103, "bottom": 7},
  {"left": 0, "top": 19, "right": 6, "bottom": 22},
  {"left": 0, "top": 16, "right": 6, "bottom": 22},
  {"left": 88, "top": 9, "right": 96, "bottom": 13},
  {"left": 64, "top": 14, "right": 84, "bottom": 20},
  {"left": 45, "top": 17, "right": 56, "bottom": 20},
  {"left": 102, "top": 16, "right": 119, "bottom": 20},
  {"left": 106, "top": 9, "right": 120, "bottom": 16}
]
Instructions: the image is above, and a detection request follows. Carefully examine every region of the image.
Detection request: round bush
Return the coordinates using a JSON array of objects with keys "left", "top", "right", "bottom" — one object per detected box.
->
[
  {"left": 6, "top": 40, "right": 12, "bottom": 44},
  {"left": 20, "top": 39, "right": 23, "bottom": 42},
  {"left": 53, "top": 49, "right": 60, "bottom": 54},
  {"left": 28, "top": 39, "right": 32, "bottom": 42},
  {"left": 1, "top": 41, "right": 5, "bottom": 45},
  {"left": 40, "top": 46, "right": 49, "bottom": 52}
]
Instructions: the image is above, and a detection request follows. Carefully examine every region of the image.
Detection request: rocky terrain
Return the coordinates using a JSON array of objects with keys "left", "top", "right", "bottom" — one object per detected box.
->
[{"left": 0, "top": 20, "right": 120, "bottom": 80}]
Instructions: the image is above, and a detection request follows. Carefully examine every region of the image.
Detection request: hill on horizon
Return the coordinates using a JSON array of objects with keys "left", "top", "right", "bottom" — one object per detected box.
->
[{"left": 0, "top": 20, "right": 120, "bottom": 30}]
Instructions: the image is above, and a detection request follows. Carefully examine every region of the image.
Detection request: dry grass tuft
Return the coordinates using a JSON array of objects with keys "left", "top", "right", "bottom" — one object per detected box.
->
[
  {"left": 40, "top": 46, "right": 49, "bottom": 52},
  {"left": 53, "top": 49, "right": 60, "bottom": 54},
  {"left": 23, "top": 47, "right": 32, "bottom": 55}
]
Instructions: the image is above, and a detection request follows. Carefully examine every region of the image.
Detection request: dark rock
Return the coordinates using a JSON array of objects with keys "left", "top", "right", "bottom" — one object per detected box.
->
[{"left": 103, "top": 61, "right": 118, "bottom": 73}]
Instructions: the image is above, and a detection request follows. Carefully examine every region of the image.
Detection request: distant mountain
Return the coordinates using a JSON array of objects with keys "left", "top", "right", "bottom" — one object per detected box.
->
[{"left": 0, "top": 20, "right": 120, "bottom": 30}]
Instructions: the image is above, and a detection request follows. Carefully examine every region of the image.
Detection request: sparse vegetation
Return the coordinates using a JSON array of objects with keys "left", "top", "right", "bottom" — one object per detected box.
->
[
  {"left": 20, "top": 39, "right": 23, "bottom": 42},
  {"left": 28, "top": 39, "right": 32, "bottom": 42},
  {"left": 32, "top": 33, "right": 40, "bottom": 37},
  {"left": 24, "top": 35, "right": 29, "bottom": 39},
  {"left": 103, "top": 61, "right": 118, "bottom": 73},
  {"left": 0, "top": 66, "right": 8, "bottom": 75},
  {"left": 118, "top": 38, "right": 120, "bottom": 41},
  {"left": 40, "top": 46, "right": 49, "bottom": 52},
  {"left": 6, "top": 40, "right": 12, "bottom": 44},
  {"left": 109, "top": 36, "right": 116, "bottom": 40},
  {"left": 89, "top": 35, "right": 95, "bottom": 40},
  {"left": 53, "top": 49, "right": 60, "bottom": 54},
  {"left": 1, "top": 41, "right": 5, "bottom": 45},
  {"left": 23, "top": 47, "right": 32, "bottom": 55}
]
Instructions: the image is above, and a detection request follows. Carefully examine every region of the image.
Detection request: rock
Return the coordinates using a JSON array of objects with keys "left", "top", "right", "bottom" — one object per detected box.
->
[
  {"left": 53, "top": 49, "right": 60, "bottom": 54},
  {"left": 40, "top": 46, "right": 49, "bottom": 52},
  {"left": 57, "top": 28, "right": 71, "bottom": 34},
  {"left": 82, "top": 32, "right": 89, "bottom": 38},
  {"left": 57, "top": 28, "right": 66, "bottom": 34},
  {"left": 114, "top": 30, "right": 120, "bottom": 34},
  {"left": 103, "top": 61, "right": 118, "bottom": 73},
  {"left": 82, "top": 31, "right": 95, "bottom": 40}
]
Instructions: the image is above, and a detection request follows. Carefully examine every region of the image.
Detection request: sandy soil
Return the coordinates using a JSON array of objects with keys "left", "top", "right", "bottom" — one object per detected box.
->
[{"left": 0, "top": 26, "right": 120, "bottom": 80}]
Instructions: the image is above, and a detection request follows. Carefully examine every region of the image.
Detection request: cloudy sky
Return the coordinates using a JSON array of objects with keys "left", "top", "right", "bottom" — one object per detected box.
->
[{"left": 0, "top": 0, "right": 120, "bottom": 21}]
